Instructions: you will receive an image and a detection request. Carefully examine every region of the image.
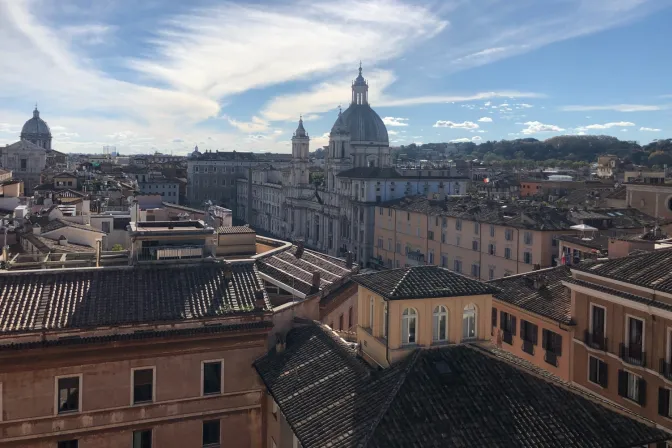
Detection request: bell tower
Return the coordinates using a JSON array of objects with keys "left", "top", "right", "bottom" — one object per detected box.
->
[{"left": 291, "top": 117, "right": 310, "bottom": 185}]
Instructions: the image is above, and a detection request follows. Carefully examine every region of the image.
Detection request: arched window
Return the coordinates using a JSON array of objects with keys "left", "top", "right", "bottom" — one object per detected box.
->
[
  {"left": 462, "top": 304, "right": 477, "bottom": 340},
  {"left": 369, "top": 296, "right": 374, "bottom": 329},
  {"left": 383, "top": 302, "right": 388, "bottom": 339},
  {"left": 433, "top": 305, "right": 448, "bottom": 342},
  {"left": 402, "top": 308, "right": 417, "bottom": 345}
]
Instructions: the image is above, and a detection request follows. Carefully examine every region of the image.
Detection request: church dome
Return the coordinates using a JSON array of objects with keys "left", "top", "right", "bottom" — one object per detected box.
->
[
  {"left": 337, "top": 104, "right": 389, "bottom": 144},
  {"left": 21, "top": 107, "right": 51, "bottom": 138}
]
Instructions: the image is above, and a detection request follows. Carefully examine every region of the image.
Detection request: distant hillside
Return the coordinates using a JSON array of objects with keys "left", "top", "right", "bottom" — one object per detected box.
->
[{"left": 394, "top": 136, "right": 672, "bottom": 167}]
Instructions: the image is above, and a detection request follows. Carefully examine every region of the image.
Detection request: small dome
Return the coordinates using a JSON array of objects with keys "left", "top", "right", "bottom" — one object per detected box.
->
[
  {"left": 294, "top": 116, "right": 308, "bottom": 138},
  {"left": 337, "top": 104, "right": 389, "bottom": 143},
  {"left": 21, "top": 107, "right": 51, "bottom": 137}
]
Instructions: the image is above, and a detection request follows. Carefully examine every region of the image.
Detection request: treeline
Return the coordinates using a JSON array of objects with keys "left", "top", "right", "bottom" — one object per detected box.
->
[{"left": 395, "top": 136, "right": 672, "bottom": 167}]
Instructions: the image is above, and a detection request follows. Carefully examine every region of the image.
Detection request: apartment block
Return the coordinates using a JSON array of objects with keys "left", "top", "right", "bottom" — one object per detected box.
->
[{"left": 373, "top": 196, "right": 578, "bottom": 280}]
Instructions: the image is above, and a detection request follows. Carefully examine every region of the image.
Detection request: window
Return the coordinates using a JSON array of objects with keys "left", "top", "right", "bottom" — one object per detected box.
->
[
  {"left": 453, "top": 259, "right": 462, "bottom": 273},
  {"left": 491, "top": 307, "right": 498, "bottom": 331},
  {"left": 133, "top": 430, "right": 152, "bottom": 448},
  {"left": 441, "top": 255, "right": 447, "bottom": 267},
  {"left": 101, "top": 221, "right": 110, "bottom": 233},
  {"left": 132, "top": 368, "right": 154, "bottom": 404},
  {"left": 505, "top": 229, "right": 513, "bottom": 241},
  {"left": 488, "top": 267, "right": 495, "bottom": 280},
  {"left": 202, "top": 361, "right": 223, "bottom": 395},
  {"left": 455, "top": 219, "right": 462, "bottom": 231},
  {"left": 619, "top": 370, "right": 645, "bottom": 405},
  {"left": 471, "top": 263, "right": 480, "bottom": 278},
  {"left": 524, "top": 231, "right": 533, "bottom": 245},
  {"left": 658, "top": 388, "right": 672, "bottom": 418},
  {"left": 472, "top": 240, "right": 478, "bottom": 251},
  {"left": 203, "top": 420, "right": 221, "bottom": 447},
  {"left": 56, "top": 375, "right": 81, "bottom": 414},
  {"left": 589, "top": 356, "right": 608, "bottom": 387},
  {"left": 428, "top": 251, "right": 434, "bottom": 264},
  {"left": 626, "top": 315, "right": 644, "bottom": 356},
  {"left": 348, "top": 306, "right": 353, "bottom": 329},
  {"left": 339, "top": 313, "right": 344, "bottom": 330},
  {"left": 377, "top": 238, "right": 383, "bottom": 248},
  {"left": 490, "top": 225, "right": 495, "bottom": 237},
  {"left": 20, "top": 158, "right": 27, "bottom": 170},
  {"left": 504, "top": 248, "right": 512, "bottom": 259},
  {"left": 58, "top": 441, "right": 78, "bottom": 448},
  {"left": 441, "top": 232, "right": 446, "bottom": 243},
  {"left": 433, "top": 306, "right": 448, "bottom": 342},
  {"left": 379, "top": 207, "right": 383, "bottom": 215},
  {"left": 402, "top": 308, "right": 418, "bottom": 345},
  {"left": 369, "top": 297, "right": 374, "bottom": 329},
  {"left": 590, "top": 304, "right": 606, "bottom": 338},
  {"left": 383, "top": 303, "right": 388, "bottom": 339},
  {"left": 542, "top": 329, "right": 562, "bottom": 355},
  {"left": 520, "top": 320, "right": 538, "bottom": 355},
  {"left": 462, "top": 304, "right": 477, "bottom": 340},
  {"left": 428, "top": 230, "right": 434, "bottom": 240},
  {"left": 488, "top": 243, "right": 495, "bottom": 255},
  {"left": 500, "top": 311, "right": 516, "bottom": 344},
  {"left": 456, "top": 236, "right": 461, "bottom": 247},
  {"left": 387, "top": 239, "right": 392, "bottom": 251},
  {"left": 396, "top": 242, "right": 401, "bottom": 254},
  {"left": 474, "top": 222, "right": 479, "bottom": 234},
  {"left": 523, "top": 252, "right": 532, "bottom": 264}
]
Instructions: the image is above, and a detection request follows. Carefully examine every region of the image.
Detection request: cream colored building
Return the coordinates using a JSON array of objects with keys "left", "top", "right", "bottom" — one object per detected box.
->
[{"left": 373, "top": 196, "right": 578, "bottom": 280}]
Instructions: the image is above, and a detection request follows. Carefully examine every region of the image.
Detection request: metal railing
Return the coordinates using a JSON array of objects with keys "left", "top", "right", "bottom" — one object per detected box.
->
[
  {"left": 137, "top": 246, "right": 204, "bottom": 261},
  {"left": 584, "top": 330, "right": 608, "bottom": 351},
  {"left": 619, "top": 343, "right": 646, "bottom": 367}
]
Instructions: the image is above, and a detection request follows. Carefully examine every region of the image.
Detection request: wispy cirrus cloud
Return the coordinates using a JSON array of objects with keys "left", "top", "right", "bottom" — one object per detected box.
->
[
  {"left": 433, "top": 120, "right": 479, "bottom": 129},
  {"left": 640, "top": 127, "right": 661, "bottom": 132},
  {"left": 560, "top": 104, "right": 665, "bottom": 112},
  {"left": 577, "top": 121, "right": 635, "bottom": 131}
]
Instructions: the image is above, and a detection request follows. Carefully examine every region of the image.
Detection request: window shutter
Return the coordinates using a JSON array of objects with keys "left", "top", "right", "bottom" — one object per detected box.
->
[
  {"left": 658, "top": 388, "right": 670, "bottom": 417},
  {"left": 500, "top": 311, "right": 505, "bottom": 330},
  {"left": 638, "top": 378, "right": 647, "bottom": 406},
  {"left": 520, "top": 320, "right": 526, "bottom": 340},
  {"left": 511, "top": 317, "right": 517, "bottom": 336},
  {"left": 617, "top": 370, "right": 628, "bottom": 397},
  {"left": 531, "top": 324, "right": 538, "bottom": 345},
  {"left": 492, "top": 308, "right": 497, "bottom": 327},
  {"left": 599, "top": 360, "right": 608, "bottom": 387},
  {"left": 554, "top": 334, "right": 562, "bottom": 356},
  {"left": 542, "top": 329, "right": 549, "bottom": 350}
]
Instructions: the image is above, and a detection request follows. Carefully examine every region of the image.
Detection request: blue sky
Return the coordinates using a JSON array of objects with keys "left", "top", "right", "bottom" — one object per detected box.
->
[{"left": 1, "top": 0, "right": 671, "bottom": 154}]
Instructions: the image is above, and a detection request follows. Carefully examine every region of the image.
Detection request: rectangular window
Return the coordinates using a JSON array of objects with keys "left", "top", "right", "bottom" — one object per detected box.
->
[
  {"left": 524, "top": 231, "right": 533, "bottom": 245},
  {"left": 379, "top": 207, "right": 383, "bottom": 215},
  {"left": 101, "top": 221, "right": 110, "bottom": 233},
  {"left": 429, "top": 251, "right": 434, "bottom": 264},
  {"left": 441, "top": 232, "right": 446, "bottom": 243},
  {"left": 132, "top": 368, "right": 154, "bottom": 404},
  {"left": 377, "top": 238, "right": 383, "bottom": 248},
  {"left": 500, "top": 311, "right": 516, "bottom": 339},
  {"left": 588, "top": 356, "right": 608, "bottom": 387},
  {"left": 520, "top": 320, "right": 538, "bottom": 354},
  {"left": 203, "top": 420, "right": 221, "bottom": 447},
  {"left": 504, "top": 248, "right": 512, "bottom": 259},
  {"left": 20, "top": 159, "right": 27, "bottom": 170},
  {"left": 58, "top": 441, "right": 78, "bottom": 448},
  {"left": 56, "top": 376, "right": 81, "bottom": 414},
  {"left": 488, "top": 268, "right": 495, "bottom": 280},
  {"left": 455, "top": 219, "right": 462, "bottom": 231},
  {"left": 488, "top": 244, "right": 495, "bottom": 255},
  {"left": 202, "top": 361, "right": 223, "bottom": 395},
  {"left": 490, "top": 225, "right": 495, "bottom": 237},
  {"left": 505, "top": 229, "right": 513, "bottom": 241},
  {"left": 523, "top": 252, "right": 532, "bottom": 264},
  {"left": 474, "top": 222, "right": 479, "bottom": 235},
  {"left": 456, "top": 236, "right": 461, "bottom": 247},
  {"left": 441, "top": 255, "right": 447, "bottom": 267},
  {"left": 428, "top": 230, "right": 434, "bottom": 240},
  {"left": 387, "top": 239, "right": 392, "bottom": 251},
  {"left": 472, "top": 240, "right": 478, "bottom": 251},
  {"left": 453, "top": 260, "right": 462, "bottom": 273},
  {"left": 619, "top": 370, "right": 645, "bottom": 405},
  {"left": 396, "top": 242, "right": 401, "bottom": 254},
  {"left": 658, "top": 388, "right": 672, "bottom": 418},
  {"left": 133, "top": 430, "right": 152, "bottom": 448},
  {"left": 491, "top": 307, "right": 498, "bottom": 329},
  {"left": 542, "top": 329, "right": 562, "bottom": 355},
  {"left": 471, "top": 263, "right": 480, "bottom": 278}
]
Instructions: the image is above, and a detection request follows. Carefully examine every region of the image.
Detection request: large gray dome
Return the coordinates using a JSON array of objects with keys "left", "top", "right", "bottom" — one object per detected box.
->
[
  {"left": 21, "top": 107, "right": 51, "bottom": 137},
  {"left": 338, "top": 104, "right": 389, "bottom": 144}
]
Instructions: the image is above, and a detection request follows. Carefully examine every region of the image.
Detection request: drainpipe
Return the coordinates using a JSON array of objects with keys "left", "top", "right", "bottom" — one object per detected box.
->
[
  {"left": 516, "top": 228, "right": 520, "bottom": 274},
  {"left": 385, "top": 299, "right": 391, "bottom": 367},
  {"left": 95, "top": 239, "right": 102, "bottom": 267}
]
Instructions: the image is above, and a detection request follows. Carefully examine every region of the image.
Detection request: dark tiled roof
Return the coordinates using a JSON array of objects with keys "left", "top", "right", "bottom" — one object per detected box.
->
[
  {"left": 606, "top": 186, "right": 626, "bottom": 199},
  {"left": 614, "top": 229, "right": 669, "bottom": 242},
  {"left": 336, "top": 167, "right": 402, "bottom": 179},
  {"left": 569, "top": 208, "right": 658, "bottom": 229},
  {"left": 41, "top": 219, "right": 105, "bottom": 234},
  {"left": 572, "top": 249, "right": 672, "bottom": 294},
  {"left": 23, "top": 234, "right": 95, "bottom": 254},
  {"left": 255, "top": 323, "right": 669, "bottom": 448},
  {"left": 216, "top": 225, "right": 255, "bottom": 234},
  {"left": 488, "top": 266, "right": 573, "bottom": 324},
  {"left": 0, "top": 262, "right": 269, "bottom": 334},
  {"left": 565, "top": 278, "right": 672, "bottom": 313},
  {"left": 353, "top": 266, "right": 498, "bottom": 300}
]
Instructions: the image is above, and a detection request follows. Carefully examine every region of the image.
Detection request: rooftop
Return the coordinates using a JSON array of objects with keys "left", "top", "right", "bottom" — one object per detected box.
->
[
  {"left": 488, "top": 266, "right": 573, "bottom": 325},
  {"left": 353, "top": 265, "right": 498, "bottom": 300},
  {"left": 254, "top": 323, "right": 668, "bottom": 448},
  {"left": 217, "top": 225, "right": 255, "bottom": 235},
  {"left": 557, "top": 234, "right": 609, "bottom": 252},
  {"left": 128, "top": 220, "right": 213, "bottom": 236}
]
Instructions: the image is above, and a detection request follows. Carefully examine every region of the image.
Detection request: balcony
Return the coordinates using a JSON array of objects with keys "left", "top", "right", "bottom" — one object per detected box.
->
[
  {"left": 138, "top": 246, "right": 205, "bottom": 262},
  {"left": 544, "top": 350, "right": 559, "bottom": 367},
  {"left": 502, "top": 331, "right": 513, "bottom": 345},
  {"left": 660, "top": 359, "right": 672, "bottom": 381},
  {"left": 522, "top": 340, "right": 535, "bottom": 356},
  {"left": 583, "top": 330, "right": 608, "bottom": 351},
  {"left": 619, "top": 343, "right": 646, "bottom": 367}
]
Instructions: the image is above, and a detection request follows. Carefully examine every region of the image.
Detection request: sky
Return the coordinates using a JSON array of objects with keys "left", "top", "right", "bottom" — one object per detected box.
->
[{"left": 1, "top": 0, "right": 671, "bottom": 155}]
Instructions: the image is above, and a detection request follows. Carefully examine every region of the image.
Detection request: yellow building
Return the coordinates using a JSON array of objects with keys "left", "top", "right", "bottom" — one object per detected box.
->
[
  {"left": 353, "top": 265, "right": 498, "bottom": 367},
  {"left": 373, "top": 195, "right": 578, "bottom": 280}
]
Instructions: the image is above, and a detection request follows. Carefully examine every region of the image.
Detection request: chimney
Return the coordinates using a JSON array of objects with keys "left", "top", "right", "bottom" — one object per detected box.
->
[
  {"left": 295, "top": 240, "right": 304, "bottom": 259},
  {"left": 311, "top": 271, "right": 321, "bottom": 292},
  {"left": 58, "top": 235, "right": 68, "bottom": 246},
  {"left": 95, "top": 239, "right": 102, "bottom": 267},
  {"left": 275, "top": 333, "right": 286, "bottom": 353},
  {"left": 533, "top": 275, "right": 547, "bottom": 290},
  {"left": 223, "top": 264, "right": 233, "bottom": 282},
  {"left": 254, "top": 289, "right": 266, "bottom": 311},
  {"left": 345, "top": 251, "right": 353, "bottom": 268}
]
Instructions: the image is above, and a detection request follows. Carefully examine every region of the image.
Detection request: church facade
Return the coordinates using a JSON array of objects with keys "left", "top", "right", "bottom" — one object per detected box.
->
[{"left": 237, "top": 67, "right": 469, "bottom": 267}]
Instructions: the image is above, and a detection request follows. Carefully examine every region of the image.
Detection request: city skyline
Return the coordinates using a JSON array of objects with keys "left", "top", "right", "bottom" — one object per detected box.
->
[{"left": 1, "top": 0, "right": 671, "bottom": 154}]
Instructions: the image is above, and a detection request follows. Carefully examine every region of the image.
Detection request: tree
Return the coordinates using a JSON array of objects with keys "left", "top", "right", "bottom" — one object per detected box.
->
[{"left": 111, "top": 244, "right": 124, "bottom": 251}]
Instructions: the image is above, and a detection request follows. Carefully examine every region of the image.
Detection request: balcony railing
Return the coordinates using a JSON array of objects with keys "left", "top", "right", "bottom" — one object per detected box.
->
[
  {"left": 502, "top": 331, "right": 513, "bottom": 345},
  {"left": 619, "top": 343, "right": 646, "bottom": 367},
  {"left": 584, "top": 330, "right": 608, "bottom": 351},
  {"left": 138, "top": 246, "right": 204, "bottom": 262},
  {"left": 544, "top": 350, "right": 559, "bottom": 367},
  {"left": 660, "top": 359, "right": 672, "bottom": 381},
  {"left": 522, "top": 340, "right": 535, "bottom": 355}
]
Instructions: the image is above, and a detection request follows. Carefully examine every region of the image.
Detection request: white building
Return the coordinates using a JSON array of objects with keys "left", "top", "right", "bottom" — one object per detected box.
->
[{"left": 238, "top": 66, "right": 470, "bottom": 267}]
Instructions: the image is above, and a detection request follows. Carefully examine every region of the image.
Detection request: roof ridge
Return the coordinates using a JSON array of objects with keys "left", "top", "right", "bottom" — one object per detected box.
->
[
  {"left": 389, "top": 267, "right": 413, "bottom": 298},
  {"left": 487, "top": 265, "right": 566, "bottom": 283},
  {"left": 356, "top": 349, "right": 422, "bottom": 448}
]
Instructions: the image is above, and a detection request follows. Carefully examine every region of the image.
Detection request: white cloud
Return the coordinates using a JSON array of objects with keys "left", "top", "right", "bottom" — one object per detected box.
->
[
  {"left": 388, "top": 130, "right": 399, "bottom": 136},
  {"left": 383, "top": 117, "right": 409, "bottom": 127},
  {"left": 640, "top": 127, "right": 661, "bottom": 132},
  {"left": 62, "top": 24, "right": 115, "bottom": 45},
  {"left": 560, "top": 104, "right": 664, "bottom": 112},
  {"left": 227, "top": 116, "right": 269, "bottom": 133},
  {"left": 515, "top": 103, "right": 534, "bottom": 109},
  {"left": 579, "top": 121, "right": 636, "bottom": 130},
  {"left": 620, "top": 129, "right": 628, "bottom": 132},
  {"left": 433, "top": 120, "right": 479, "bottom": 129},
  {"left": 471, "top": 136, "right": 482, "bottom": 142},
  {"left": 477, "top": 117, "right": 493, "bottom": 122},
  {"left": 484, "top": 101, "right": 491, "bottom": 107},
  {"left": 521, "top": 121, "right": 565, "bottom": 135},
  {"left": 450, "top": 138, "right": 471, "bottom": 143}
]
